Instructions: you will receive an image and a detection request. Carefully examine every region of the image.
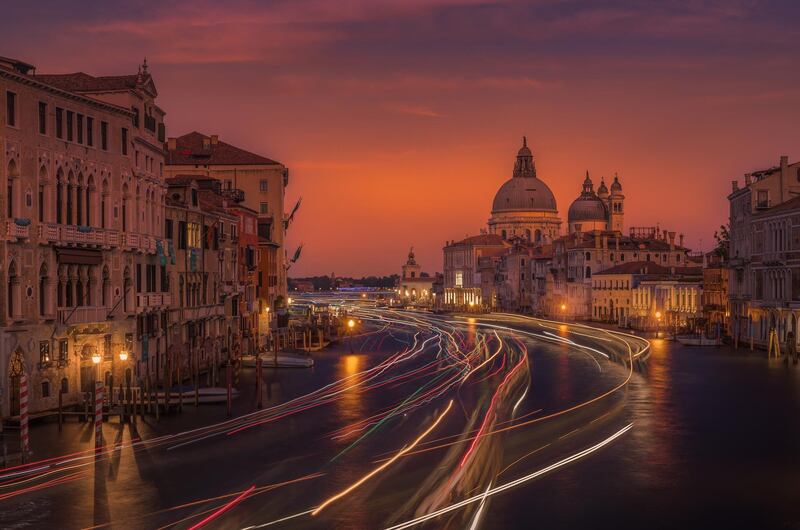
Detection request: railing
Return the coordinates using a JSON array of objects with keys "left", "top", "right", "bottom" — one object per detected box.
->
[
  {"left": 38, "top": 223, "right": 121, "bottom": 248},
  {"left": 6, "top": 219, "right": 30, "bottom": 241},
  {"left": 58, "top": 306, "right": 109, "bottom": 325},
  {"left": 136, "top": 293, "right": 173, "bottom": 309}
]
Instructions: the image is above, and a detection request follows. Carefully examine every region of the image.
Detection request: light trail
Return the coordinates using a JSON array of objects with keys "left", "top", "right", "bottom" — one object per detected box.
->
[
  {"left": 384, "top": 423, "right": 634, "bottom": 530},
  {"left": 312, "top": 400, "right": 453, "bottom": 515}
]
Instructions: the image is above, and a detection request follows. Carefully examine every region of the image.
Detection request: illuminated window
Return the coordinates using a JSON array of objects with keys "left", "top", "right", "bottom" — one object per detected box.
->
[{"left": 455, "top": 271, "right": 463, "bottom": 288}]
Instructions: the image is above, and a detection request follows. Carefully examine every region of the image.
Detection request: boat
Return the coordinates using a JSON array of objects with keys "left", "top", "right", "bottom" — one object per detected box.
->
[
  {"left": 241, "top": 354, "right": 314, "bottom": 368},
  {"left": 151, "top": 387, "right": 239, "bottom": 404},
  {"left": 676, "top": 334, "right": 720, "bottom": 346}
]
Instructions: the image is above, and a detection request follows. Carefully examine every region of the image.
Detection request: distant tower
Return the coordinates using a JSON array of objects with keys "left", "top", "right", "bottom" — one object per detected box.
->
[
  {"left": 402, "top": 247, "right": 422, "bottom": 279},
  {"left": 609, "top": 173, "right": 625, "bottom": 232}
]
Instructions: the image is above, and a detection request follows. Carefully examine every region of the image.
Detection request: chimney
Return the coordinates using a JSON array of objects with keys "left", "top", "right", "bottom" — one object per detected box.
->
[
  {"left": 167, "top": 137, "right": 177, "bottom": 151},
  {"left": 211, "top": 134, "right": 219, "bottom": 146},
  {"left": 732, "top": 180, "right": 739, "bottom": 192},
  {"left": 744, "top": 173, "right": 752, "bottom": 186},
  {"left": 202, "top": 137, "right": 211, "bottom": 150},
  {"left": 679, "top": 233, "right": 684, "bottom": 247},
  {"left": 668, "top": 231, "right": 676, "bottom": 250}
]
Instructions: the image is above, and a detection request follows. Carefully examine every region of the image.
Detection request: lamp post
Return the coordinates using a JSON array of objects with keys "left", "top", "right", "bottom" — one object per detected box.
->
[
  {"left": 560, "top": 303, "right": 567, "bottom": 321},
  {"left": 655, "top": 310, "right": 662, "bottom": 338},
  {"left": 91, "top": 352, "right": 102, "bottom": 449},
  {"left": 347, "top": 318, "right": 355, "bottom": 353}
]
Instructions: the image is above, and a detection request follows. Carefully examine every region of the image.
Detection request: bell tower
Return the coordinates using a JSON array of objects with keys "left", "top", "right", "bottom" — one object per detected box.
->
[{"left": 609, "top": 173, "right": 625, "bottom": 232}]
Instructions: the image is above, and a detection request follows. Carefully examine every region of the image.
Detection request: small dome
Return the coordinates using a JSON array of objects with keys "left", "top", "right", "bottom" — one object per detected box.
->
[
  {"left": 568, "top": 195, "right": 608, "bottom": 222},
  {"left": 597, "top": 178, "right": 609, "bottom": 198},
  {"left": 492, "top": 176, "right": 557, "bottom": 213},
  {"left": 611, "top": 174, "right": 623, "bottom": 195}
]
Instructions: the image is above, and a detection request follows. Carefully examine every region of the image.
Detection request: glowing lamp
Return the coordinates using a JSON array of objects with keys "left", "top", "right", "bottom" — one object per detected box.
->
[
  {"left": 119, "top": 350, "right": 128, "bottom": 362},
  {"left": 347, "top": 319, "right": 355, "bottom": 329},
  {"left": 655, "top": 311, "right": 662, "bottom": 319},
  {"left": 560, "top": 303, "right": 567, "bottom": 311},
  {"left": 91, "top": 353, "right": 102, "bottom": 364}
]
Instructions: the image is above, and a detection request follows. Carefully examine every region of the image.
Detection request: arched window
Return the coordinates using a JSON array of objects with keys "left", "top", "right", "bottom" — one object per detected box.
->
[
  {"left": 585, "top": 252, "right": 591, "bottom": 261},
  {"left": 41, "top": 380, "right": 50, "bottom": 398},
  {"left": 7, "top": 260, "right": 20, "bottom": 319},
  {"left": 101, "top": 178, "right": 109, "bottom": 229},
  {"left": 123, "top": 267, "right": 132, "bottom": 312},
  {"left": 39, "top": 263, "right": 49, "bottom": 317},
  {"left": 86, "top": 175, "right": 94, "bottom": 227},
  {"left": 56, "top": 168, "right": 64, "bottom": 224},
  {"left": 7, "top": 159, "right": 18, "bottom": 218},
  {"left": 585, "top": 266, "right": 591, "bottom": 279},
  {"left": 102, "top": 266, "right": 110, "bottom": 307},
  {"left": 76, "top": 173, "right": 84, "bottom": 226},
  {"left": 535, "top": 229, "right": 542, "bottom": 242},
  {"left": 525, "top": 229, "right": 532, "bottom": 241},
  {"left": 60, "top": 377, "right": 69, "bottom": 394},
  {"left": 122, "top": 183, "right": 129, "bottom": 231}
]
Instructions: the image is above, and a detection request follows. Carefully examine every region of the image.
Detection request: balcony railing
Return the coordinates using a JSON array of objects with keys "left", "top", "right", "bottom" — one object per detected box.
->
[
  {"left": 6, "top": 219, "right": 30, "bottom": 241},
  {"left": 58, "top": 306, "right": 109, "bottom": 325},
  {"left": 136, "top": 293, "right": 172, "bottom": 309},
  {"left": 38, "top": 223, "right": 122, "bottom": 248}
]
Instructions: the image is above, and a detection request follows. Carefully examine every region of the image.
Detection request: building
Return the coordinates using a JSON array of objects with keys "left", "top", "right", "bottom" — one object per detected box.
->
[
  {"left": 702, "top": 252, "right": 728, "bottom": 338},
  {"left": 554, "top": 227, "right": 691, "bottom": 320},
  {"left": 227, "top": 201, "right": 260, "bottom": 354},
  {"left": 165, "top": 132, "right": 289, "bottom": 310},
  {"left": 163, "top": 176, "right": 238, "bottom": 384},
  {"left": 566, "top": 172, "right": 624, "bottom": 234},
  {"left": 443, "top": 233, "right": 508, "bottom": 309},
  {"left": 592, "top": 261, "right": 702, "bottom": 330},
  {"left": 397, "top": 247, "right": 434, "bottom": 304},
  {"left": 1, "top": 56, "right": 167, "bottom": 416},
  {"left": 728, "top": 156, "right": 800, "bottom": 348},
  {"left": 488, "top": 137, "right": 561, "bottom": 243}
]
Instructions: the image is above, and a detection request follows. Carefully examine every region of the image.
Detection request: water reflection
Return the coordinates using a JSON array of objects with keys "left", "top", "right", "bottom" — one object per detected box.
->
[{"left": 336, "top": 354, "right": 367, "bottom": 424}]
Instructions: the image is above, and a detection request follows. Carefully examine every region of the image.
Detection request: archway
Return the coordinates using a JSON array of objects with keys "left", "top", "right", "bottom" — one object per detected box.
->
[{"left": 8, "top": 348, "right": 25, "bottom": 416}]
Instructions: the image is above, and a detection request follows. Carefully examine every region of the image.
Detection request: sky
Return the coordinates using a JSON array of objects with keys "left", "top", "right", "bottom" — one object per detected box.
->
[{"left": 4, "top": 0, "right": 800, "bottom": 276}]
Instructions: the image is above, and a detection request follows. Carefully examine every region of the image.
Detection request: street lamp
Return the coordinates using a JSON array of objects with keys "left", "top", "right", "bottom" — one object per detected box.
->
[
  {"left": 92, "top": 352, "right": 102, "bottom": 365},
  {"left": 347, "top": 319, "right": 355, "bottom": 353},
  {"left": 118, "top": 350, "right": 129, "bottom": 362},
  {"left": 655, "top": 310, "right": 663, "bottom": 338}
]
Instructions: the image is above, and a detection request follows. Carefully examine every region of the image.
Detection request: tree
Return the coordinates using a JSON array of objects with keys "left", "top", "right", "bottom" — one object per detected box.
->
[{"left": 713, "top": 223, "right": 730, "bottom": 260}]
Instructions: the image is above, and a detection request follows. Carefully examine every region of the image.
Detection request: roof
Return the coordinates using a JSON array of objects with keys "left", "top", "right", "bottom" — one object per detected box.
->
[
  {"left": 447, "top": 233, "right": 506, "bottom": 247},
  {"left": 167, "top": 132, "right": 282, "bottom": 166},
  {"left": 753, "top": 195, "right": 800, "bottom": 218},
  {"left": 561, "top": 231, "right": 688, "bottom": 252},
  {"left": 492, "top": 176, "right": 557, "bottom": 213},
  {"left": 595, "top": 260, "right": 702, "bottom": 277},
  {"left": 34, "top": 72, "right": 140, "bottom": 93}
]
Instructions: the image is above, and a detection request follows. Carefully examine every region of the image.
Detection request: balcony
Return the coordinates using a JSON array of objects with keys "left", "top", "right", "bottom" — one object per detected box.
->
[
  {"left": 6, "top": 219, "right": 31, "bottom": 241},
  {"left": 38, "top": 223, "right": 121, "bottom": 248},
  {"left": 58, "top": 306, "right": 109, "bottom": 325},
  {"left": 122, "top": 233, "right": 158, "bottom": 254},
  {"left": 136, "top": 293, "right": 172, "bottom": 309}
]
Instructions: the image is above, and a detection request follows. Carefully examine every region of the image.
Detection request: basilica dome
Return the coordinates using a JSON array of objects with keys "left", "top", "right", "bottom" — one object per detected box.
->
[
  {"left": 492, "top": 176, "right": 558, "bottom": 213},
  {"left": 491, "top": 138, "right": 557, "bottom": 214},
  {"left": 567, "top": 172, "right": 609, "bottom": 233},
  {"left": 568, "top": 195, "right": 607, "bottom": 222},
  {"left": 488, "top": 138, "right": 562, "bottom": 242}
]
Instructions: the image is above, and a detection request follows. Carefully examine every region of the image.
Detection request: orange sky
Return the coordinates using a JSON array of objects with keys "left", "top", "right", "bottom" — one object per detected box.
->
[{"left": 4, "top": 1, "right": 799, "bottom": 276}]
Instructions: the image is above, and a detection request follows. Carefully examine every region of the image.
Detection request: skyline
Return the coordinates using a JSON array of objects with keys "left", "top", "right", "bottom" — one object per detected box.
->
[{"left": 4, "top": 0, "right": 799, "bottom": 276}]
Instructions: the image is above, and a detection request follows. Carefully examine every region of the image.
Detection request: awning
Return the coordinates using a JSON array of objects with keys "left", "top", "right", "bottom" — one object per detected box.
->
[{"left": 56, "top": 248, "right": 103, "bottom": 265}]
